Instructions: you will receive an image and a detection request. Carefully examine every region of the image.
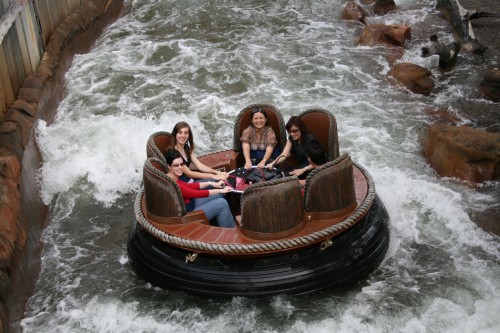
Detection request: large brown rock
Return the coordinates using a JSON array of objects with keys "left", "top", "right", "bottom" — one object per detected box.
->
[
  {"left": 424, "top": 124, "right": 500, "bottom": 184},
  {"left": 357, "top": 24, "right": 411, "bottom": 47},
  {"left": 341, "top": 1, "right": 367, "bottom": 24},
  {"left": 479, "top": 69, "right": 500, "bottom": 102},
  {"left": 388, "top": 63, "right": 434, "bottom": 95},
  {"left": 0, "top": 152, "right": 21, "bottom": 265}
]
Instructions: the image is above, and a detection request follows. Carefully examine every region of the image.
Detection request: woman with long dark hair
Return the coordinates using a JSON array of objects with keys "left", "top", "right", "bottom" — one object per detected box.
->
[
  {"left": 267, "top": 116, "right": 323, "bottom": 179},
  {"left": 170, "top": 121, "right": 229, "bottom": 182},
  {"left": 164, "top": 149, "right": 235, "bottom": 228}
]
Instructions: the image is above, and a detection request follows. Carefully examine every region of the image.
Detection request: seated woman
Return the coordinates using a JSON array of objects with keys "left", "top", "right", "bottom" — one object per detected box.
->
[
  {"left": 169, "top": 121, "right": 229, "bottom": 182},
  {"left": 241, "top": 108, "right": 278, "bottom": 169},
  {"left": 164, "top": 149, "right": 235, "bottom": 228},
  {"left": 267, "top": 116, "right": 323, "bottom": 179}
]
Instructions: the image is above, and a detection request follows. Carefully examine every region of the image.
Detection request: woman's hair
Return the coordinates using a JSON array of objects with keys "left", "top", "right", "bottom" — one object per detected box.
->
[
  {"left": 285, "top": 116, "right": 307, "bottom": 136},
  {"left": 250, "top": 107, "right": 268, "bottom": 126},
  {"left": 171, "top": 121, "right": 195, "bottom": 154},
  {"left": 164, "top": 148, "right": 182, "bottom": 165}
]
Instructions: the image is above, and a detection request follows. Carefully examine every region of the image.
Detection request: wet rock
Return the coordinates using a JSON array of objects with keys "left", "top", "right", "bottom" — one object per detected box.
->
[
  {"left": 0, "top": 152, "right": 21, "bottom": 264},
  {"left": 421, "top": 35, "right": 460, "bottom": 70},
  {"left": 469, "top": 207, "right": 500, "bottom": 237},
  {"left": 9, "top": 100, "right": 36, "bottom": 118},
  {"left": 373, "top": 0, "right": 397, "bottom": 15},
  {"left": 4, "top": 109, "right": 35, "bottom": 150},
  {"left": 479, "top": 69, "right": 500, "bottom": 102},
  {"left": 0, "top": 122, "right": 23, "bottom": 160},
  {"left": 424, "top": 107, "right": 463, "bottom": 126},
  {"left": 357, "top": 24, "right": 411, "bottom": 47},
  {"left": 461, "top": 38, "right": 487, "bottom": 54},
  {"left": 424, "top": 124, "right": 500, "bottom": 184},
  {"left": 17, "top": 87, "right": 42, "bottom": 105},
  {"left": 341, "top": 1, "right": 367, "bottom": 24},
  {"left": 387, "top": 63, "right": 434, "bottom": 95},
  {"left": 21, "top": 72, "right": 50, "bottom": 90}
]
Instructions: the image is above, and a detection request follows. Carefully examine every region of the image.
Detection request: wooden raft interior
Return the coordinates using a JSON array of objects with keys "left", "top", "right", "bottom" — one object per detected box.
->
[
  {"left": 142, "top": 107, "right": 367, "bottom": 248},
  {"left": 141, "top": 153, "right": 368, "bottom": 246}
]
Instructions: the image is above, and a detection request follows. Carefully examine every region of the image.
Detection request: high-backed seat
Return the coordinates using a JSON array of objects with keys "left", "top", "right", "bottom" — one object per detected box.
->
[
  {"left": 298, "top": 108, "right": 339, "bottom": 161},
  {"left": 232, "top": 104, "right": 287, "bottom": 168},
  {"left": 143, "top": 157, "right": 207, "bottom": 224},
  {"left": 304, "top": 153, "right": 356, "bottom": 213},
  {"left": 146, "top": 131, "right": 172, "bottom": 164},
  {"left": 238, "top": 177, "right": 304, "bottom": 240}
]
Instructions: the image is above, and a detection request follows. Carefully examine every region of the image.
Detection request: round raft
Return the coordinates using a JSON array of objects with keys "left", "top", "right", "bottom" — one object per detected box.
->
[{"left": 127, "top": 104, "right": 390, "bottom": 297}]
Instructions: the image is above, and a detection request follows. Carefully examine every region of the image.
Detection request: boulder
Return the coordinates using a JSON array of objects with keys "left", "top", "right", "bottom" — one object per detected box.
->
[
  {"left": 421, "top": 35, "right": 460, "bottom": 70},
  {"left": 341, "top": 1, "right": 367, "bottom": 24},
  {"left": 479, "top": 69, "right": 500, "bottom": 102},
  {"left": 387, "top": 63, "right": 434, "bottom": 95},
  {"left": 357, "top": 24, "right": 411, "bottom": 47},
  {"left": 373, "top": 0, "right": 397, "bottom": 15},
  {"left": 424, "top": 124, "right": 500, "bottom": 184}
]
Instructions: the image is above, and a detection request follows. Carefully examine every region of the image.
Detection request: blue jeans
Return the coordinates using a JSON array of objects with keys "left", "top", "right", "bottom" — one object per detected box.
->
[{"left": 193, "top": 194, "right": 235, "bottom": 228}]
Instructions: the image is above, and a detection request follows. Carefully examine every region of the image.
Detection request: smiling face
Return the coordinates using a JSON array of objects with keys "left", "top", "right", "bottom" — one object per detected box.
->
[
  {"left": 288, "top": 125, "right": 301, "bottom": 141},
  {"left": 251, "top": 111, "right": 267, "bottom": 130},
  {"left": 175, "top": 126, "right": 190, "bottom": 146},
  {"left": 169, "top": 157, "right": 185, "bottom": 177}
]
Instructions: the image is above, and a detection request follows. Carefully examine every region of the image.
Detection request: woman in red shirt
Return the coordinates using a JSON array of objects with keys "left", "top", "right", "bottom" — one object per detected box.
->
[{"left": 164, "top": 149, "right": 235, "bottom": 228}]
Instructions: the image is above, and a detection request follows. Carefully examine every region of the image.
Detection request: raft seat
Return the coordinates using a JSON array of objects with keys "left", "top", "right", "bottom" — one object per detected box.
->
[
  {"left": 304, "top": 153, "right": 357, "bottom": 216},
  {"left": 142, "top": 157, "right": 209, "bottom": 225},
  {"left": 146, "top": 131, "right": 172, "bottom": 165},
  {"left": 146, "top": 131, "right": 231, "bottom": 172},
  {"left": 236, "top": 177, "right": 305, "bottom": 240},
  {"left": 299, "top": 108, "right": 340, "bottom": 162},
  {"left": 231, "top": 104, "right": 287, "bottom": 169}
]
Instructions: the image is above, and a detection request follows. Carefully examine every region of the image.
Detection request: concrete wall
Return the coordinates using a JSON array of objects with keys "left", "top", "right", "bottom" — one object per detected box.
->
[
  {"left": 0, "top": 0, "right": 84, "bottom": 121},
  {"left": 0, "top": 1, "right": 124, "bottom": 332}
]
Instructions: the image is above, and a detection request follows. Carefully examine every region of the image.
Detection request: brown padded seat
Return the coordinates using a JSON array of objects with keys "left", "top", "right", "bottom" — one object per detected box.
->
[
  {"left": 238, "top": 177, "right": 304, "bottom": 239},
  {"left": 143, "top": 157, "right": 186, "bottom": 219},
  {"left": 232, "top": 104, "right": 287, "bottom": 166},
  {"left": 298, "top": 109, "right": 339, "bottom": 161},
  {"left": 146, "top": 131, "right": 172, "bottom": 164},
  {"left": 304, "top": 153, "right": 356, "bottom": 212}
]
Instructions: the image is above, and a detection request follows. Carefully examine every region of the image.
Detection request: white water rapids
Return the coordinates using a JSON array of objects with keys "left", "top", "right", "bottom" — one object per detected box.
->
[{"left": 21, "top": 1, "right": 499, "bottom": 332}]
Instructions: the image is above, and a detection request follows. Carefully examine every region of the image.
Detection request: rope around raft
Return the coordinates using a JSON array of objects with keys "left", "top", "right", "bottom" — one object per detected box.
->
[{"left": 134, "top": 161, "right": 377, "bottom": 255}]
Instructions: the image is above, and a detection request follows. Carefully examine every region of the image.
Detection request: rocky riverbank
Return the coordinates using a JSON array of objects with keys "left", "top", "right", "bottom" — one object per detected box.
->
[
  {"left": 0, "top": 1, "right": 124, "bottom": 332},
  {"left": 342, "top": 0, "right": 499, "bottom": 235}
]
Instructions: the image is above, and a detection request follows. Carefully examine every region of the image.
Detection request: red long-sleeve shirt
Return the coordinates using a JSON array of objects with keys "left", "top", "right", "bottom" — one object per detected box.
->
[{"left": 176, "top": 180, "right": 209, "bottom": 206}]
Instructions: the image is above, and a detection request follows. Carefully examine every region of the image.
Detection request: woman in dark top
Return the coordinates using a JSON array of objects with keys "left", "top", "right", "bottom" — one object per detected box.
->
[
  {"left": 169, "top": 121, "right": 229, "bottom": 183},
  {"left": 267, "top": 116, "right": 323, "bottom": 179}
]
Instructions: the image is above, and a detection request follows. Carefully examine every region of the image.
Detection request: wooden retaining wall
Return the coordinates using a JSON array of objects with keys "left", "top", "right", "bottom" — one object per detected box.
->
[
  {"left": 0, "top": 1, "right": 124, "bottom": 332},
  {"left": 0, "top": 0, "right": 83, "bottom": 121}
]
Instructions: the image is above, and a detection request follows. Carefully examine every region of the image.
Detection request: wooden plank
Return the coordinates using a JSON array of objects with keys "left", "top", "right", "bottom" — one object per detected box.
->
[
  {"left": 33, "top": 0, "right": 52, "bottom": 45},
  {"left": 0, "top": 1, "right": 7, "bottom": 17},
  {"left": 0, "top": 45, "right": 15, "bottom": 117},
  {"left": 0, "top": 1, "right": 25, "bottom": 45},
  {"left": 14, "top": 12, "right": 33, "bottom": 74},
  {"left": 3, "top": 28, "right": 25, "bottom": 96},
  {"left": 19, "top": 3, "right": 41, "bottom": 71}
]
